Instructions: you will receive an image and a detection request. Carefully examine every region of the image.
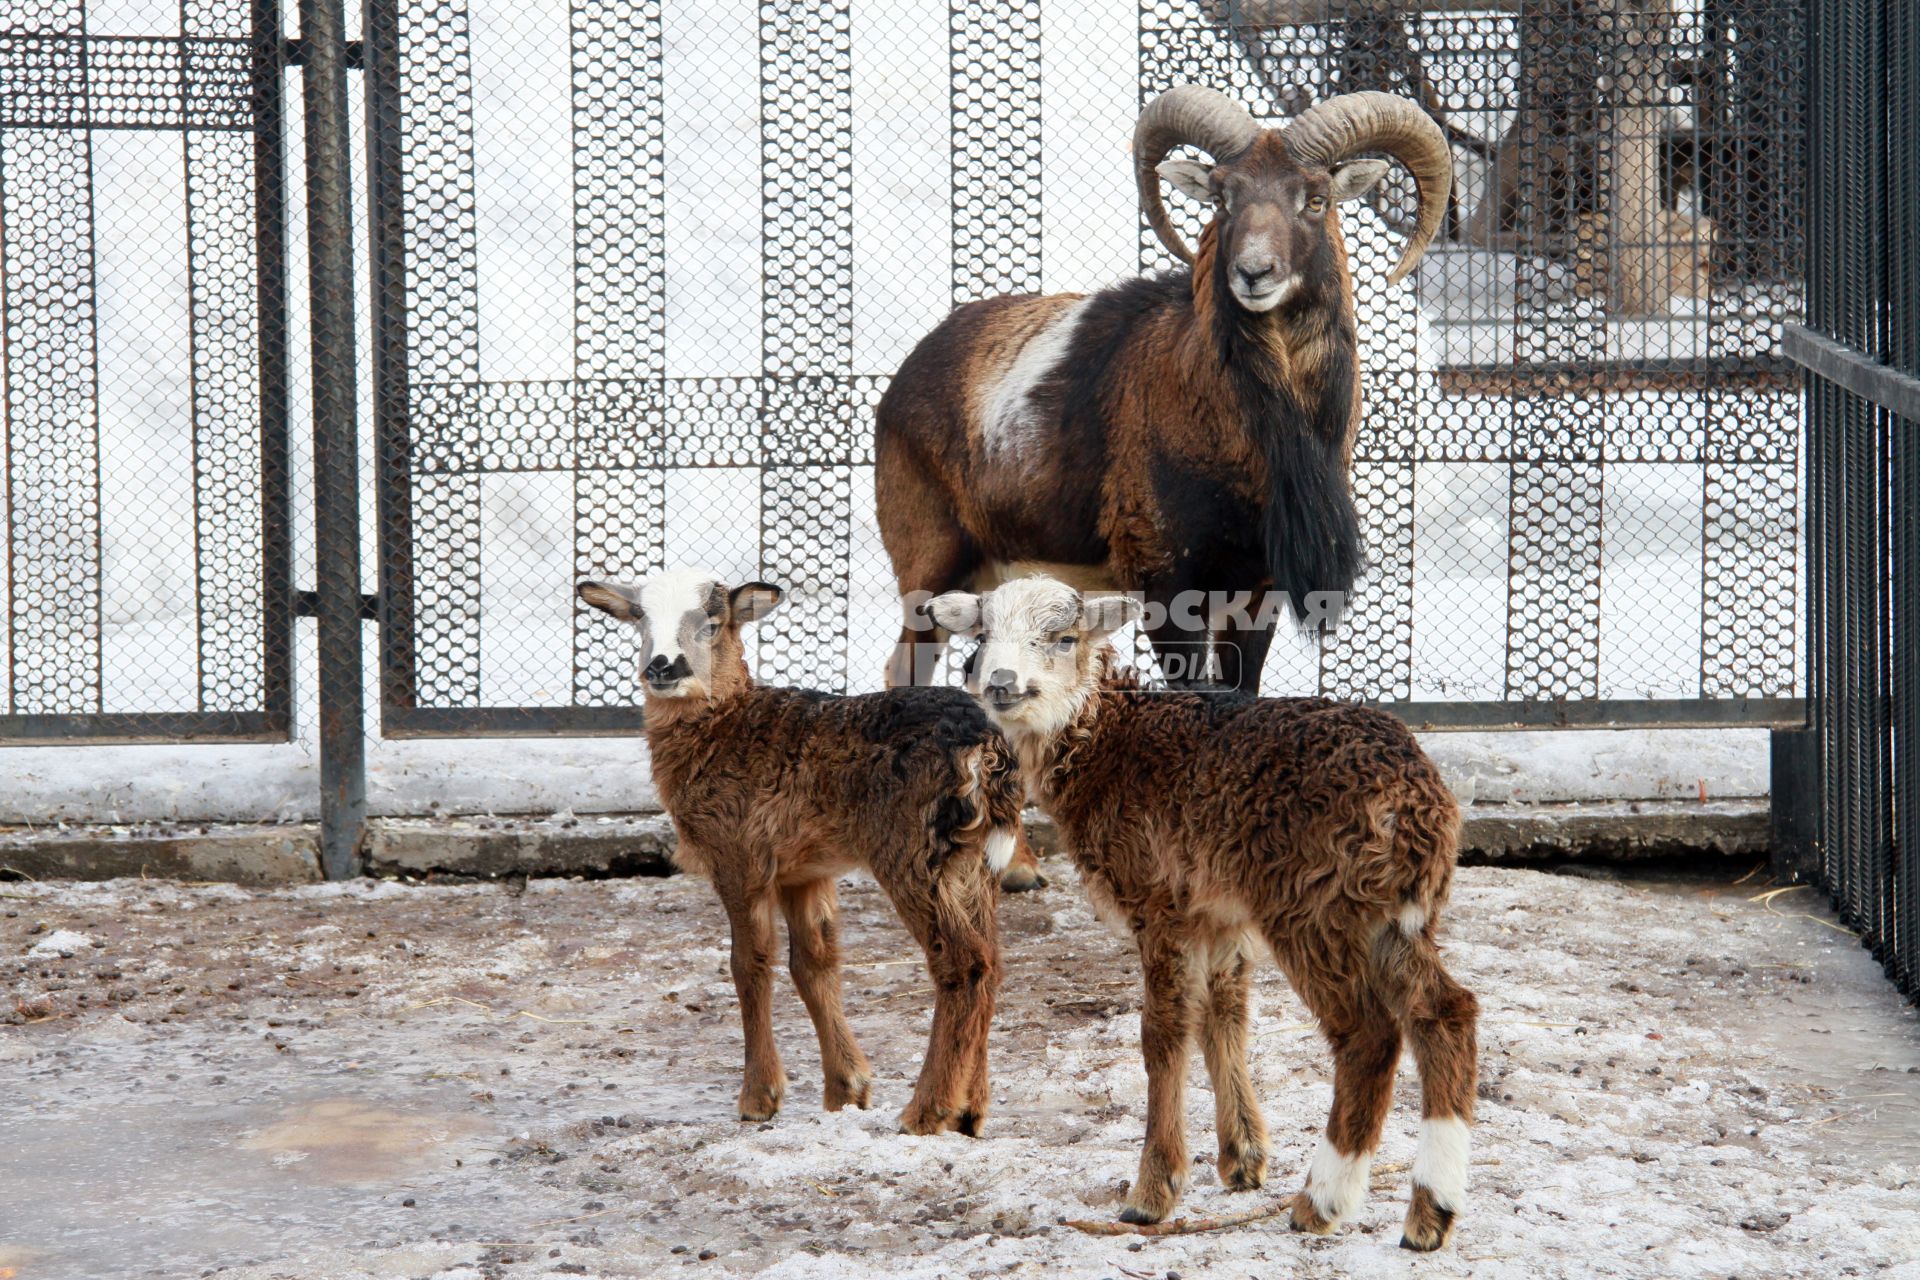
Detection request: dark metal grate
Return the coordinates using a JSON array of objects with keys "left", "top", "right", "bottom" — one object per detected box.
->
[
  {"left": 0, "top": 0, "right": 291, "bottom": 744},
  {"left": 1794, "top": 0, "right": 1919, "bottom": 1000}
]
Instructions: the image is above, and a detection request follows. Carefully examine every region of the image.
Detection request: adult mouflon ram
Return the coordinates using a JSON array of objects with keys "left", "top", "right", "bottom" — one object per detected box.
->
[{"left": 876, "top": 85, "right": 1450, "bottom": 692}]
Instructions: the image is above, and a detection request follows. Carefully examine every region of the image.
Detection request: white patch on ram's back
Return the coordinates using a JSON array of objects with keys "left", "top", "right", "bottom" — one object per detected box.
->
[
  {"left": 1306, "top": 1136, "right": 1372, "bottom": 1223},
  {"left": 985, "top": 828, "right": 1018, "bottom": 874},
  {"left": 979, "top": 298, "right": 1091, "bottom": 456},
  {"left": 1411, "top": 1116, "right": 1471, "bottom": 1210},
  {"left": 637, "top": 567, "right": 720, "bottom": 657},
  {"left": 1397, "top": 901, "right": 1428, "bottom": 936}
]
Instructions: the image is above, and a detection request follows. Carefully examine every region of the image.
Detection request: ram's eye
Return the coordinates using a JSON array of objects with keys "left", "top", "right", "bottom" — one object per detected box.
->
[{"left": 1304, "top": 194, "right": 1327, "bottom": 214}]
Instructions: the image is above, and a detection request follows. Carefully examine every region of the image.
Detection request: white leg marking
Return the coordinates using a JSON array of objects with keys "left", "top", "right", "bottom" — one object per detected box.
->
[
  {"left": 1397, "top": 902, "right": 1428, "bottom": 936},
  {"left": 1306, "top": 1136, "right": 1372, "bottom": 1224},
  {"left": 985, "top": 828, "right": 1018, "bottom": 874},
  {"left": 979, "top": 299, "right": 1091, "bottom": 456},
  {"left": 1410, "top": 1116, "right": 1470, "bottom": 1211}
]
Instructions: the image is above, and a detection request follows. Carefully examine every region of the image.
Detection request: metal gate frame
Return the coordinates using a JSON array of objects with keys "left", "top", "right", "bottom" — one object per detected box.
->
[{"left": 0, "top": 0, "right": 295, "bottom": 746}]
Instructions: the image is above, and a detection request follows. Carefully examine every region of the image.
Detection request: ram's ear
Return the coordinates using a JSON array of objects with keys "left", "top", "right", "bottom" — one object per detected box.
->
[
  {"left": 1080, "top": 594, "right": 1145, "bottom": 640},
  {"left": 578, "top": 579, "right": 641, "bottom": 621},
  {"left": 927, "top": 591, "right": 983, "bottom": 638},
  {"left": 1157, "top": 158, "right": 1215, "bottom": 205},
  {"left": 728, "top": 581, "right": 783, "bottom": 624},
  {"left": 1329, "top": 158, "right": 1391, "bottom": 204}
]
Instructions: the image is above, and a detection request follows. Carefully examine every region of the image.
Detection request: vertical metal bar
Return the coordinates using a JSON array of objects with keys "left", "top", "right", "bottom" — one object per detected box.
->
[
  {"left": 255, "top": 0, "right": 296, "bottom": 737},
  {"left": 301, "top": 0, "right": 365, "bottom": 879}
]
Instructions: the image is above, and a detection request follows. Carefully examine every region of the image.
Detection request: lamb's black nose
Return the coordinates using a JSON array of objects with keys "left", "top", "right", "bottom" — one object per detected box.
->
[{"left": 643, "top": 654, "right": 676, "bottom": 682}]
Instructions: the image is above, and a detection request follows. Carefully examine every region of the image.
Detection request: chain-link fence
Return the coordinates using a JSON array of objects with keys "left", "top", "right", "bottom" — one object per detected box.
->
[
  {"left": 2, "top": 0, "right": 1806, "bottom": 752},
  {"left": 363, "top": 0, "right": 1805, "bottom": 735},
  {"left": 1, "top": 0, "right": 293, "bottom": 743}
]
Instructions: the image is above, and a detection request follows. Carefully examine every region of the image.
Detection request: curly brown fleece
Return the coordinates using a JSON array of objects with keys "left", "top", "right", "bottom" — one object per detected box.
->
[
  {"left": 579, "top": 577, "right": 1022, "bottom": 1137},
  {"left": 1006, "top": 645, "right": 1477, "bottom": 1249}
]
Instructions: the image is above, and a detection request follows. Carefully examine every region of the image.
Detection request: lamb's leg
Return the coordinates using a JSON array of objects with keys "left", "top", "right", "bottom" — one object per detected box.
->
[
  {"left": 779, "top": 878, "right": 872, "bottom": 1111},
  {"left": 882, "top": 863, "right": 1000, "bottom": 1137},
  {"left": 1200, "top": 933, "right": 1268, "bottom": 1192},
  {"left": 1394, "top": 943, "right": 1480, "bottom": 1252},
  {"left": 1282, "top": 972, "right": 1402, "bottom": 1237},
  {"left": 723, "top": 891, "right": 786, "bottom": 1121},
  {"left": 1120, "top": 923, "right": 1198, "bottom": 1224}
]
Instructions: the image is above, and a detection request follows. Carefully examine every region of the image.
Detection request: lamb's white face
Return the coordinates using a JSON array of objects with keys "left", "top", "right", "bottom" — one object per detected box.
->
[
  {"left": 578, "top": 567, "right": 727, "bottom": 699},
  {"left": 928, "top": 578, "right": 1143, "bottom": 739}
]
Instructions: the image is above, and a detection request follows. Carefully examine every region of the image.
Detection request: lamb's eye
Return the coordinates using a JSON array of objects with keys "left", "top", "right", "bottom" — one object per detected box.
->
[
  {"left": 698, "top": 620, "right": 719, "bottom": 641},
  {"left": 1053, "top": 635, "right": 1077, "bottom": 653}
]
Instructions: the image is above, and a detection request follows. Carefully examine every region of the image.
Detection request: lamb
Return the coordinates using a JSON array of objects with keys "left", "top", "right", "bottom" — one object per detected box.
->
[
  {"left": 929, "top": 576, "right": 1479, "bottom": 1250},
  {"left": 577, "top": 569, "right": 1022, "bottom": 1136}
]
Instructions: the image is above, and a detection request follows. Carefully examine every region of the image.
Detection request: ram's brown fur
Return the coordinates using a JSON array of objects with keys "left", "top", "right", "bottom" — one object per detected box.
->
[
  {"left": 877, "top": 132, "right": 1372, "bottom": 695},
  {"left": 579, "top": 577, "right": 1022, "bottom": 1136}
]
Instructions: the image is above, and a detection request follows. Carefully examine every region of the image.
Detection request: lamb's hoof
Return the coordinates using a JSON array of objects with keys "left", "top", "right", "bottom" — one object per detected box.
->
[
  {"left": 896, "top": 1102, "right": 960, "bottom": 1136},
  {"left": 1118, "top": 1166, "right": 1186, "bottom": 1225},
  {"left": 1217, "top": 1143, "right": 1268, "bottom": 1192},
  {"left": 1399, "top": 1186, "right": 1457, "bottom": 1252},
  {"left": 737, "top": 1079, "right": 785, "bottom": 1122},
  {"left": 824, "top": 1071, "right": 873, "bottom": 1111},
  {"left": 1287, "top": 1190, "right": 1338, "bottom": 1236},
  {"left": 956, "top": 1108, "right": 986, "bottom": 1137},
  {"left": 999, "top": 862, "right": 1047, "bottom": 893}
]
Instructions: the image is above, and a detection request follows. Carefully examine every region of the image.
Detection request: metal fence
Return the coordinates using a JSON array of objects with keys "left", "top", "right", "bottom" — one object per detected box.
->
[
  {"left": 1781, "top": 0, "right": 1919, "bottom": 1000},
  {"left": 4, "top": 1, "right": 1809, "bottom": 858}
]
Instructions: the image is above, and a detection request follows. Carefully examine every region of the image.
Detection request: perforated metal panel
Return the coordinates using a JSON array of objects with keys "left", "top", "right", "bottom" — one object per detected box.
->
[
  {"left": 357, "top": 0, "right": 1804, "bottom": 735},
  {"left": 0, "top": 0, "right": 291, "bottom": 743}
]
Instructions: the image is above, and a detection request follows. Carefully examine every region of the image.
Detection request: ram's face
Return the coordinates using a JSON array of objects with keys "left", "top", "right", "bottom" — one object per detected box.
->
[
  {"left": 928, "top": 578, "right": 1144, "bottom": 739},
  {"left": 1157, "top": 133, "right": 1391, "bottom": 313}
]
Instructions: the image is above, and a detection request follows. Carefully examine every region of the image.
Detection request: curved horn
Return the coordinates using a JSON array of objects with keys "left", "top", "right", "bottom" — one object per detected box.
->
[
  {"left": 1282, "top": 90, "right": 1453, "bottom": 283},
  {"left": 1133, "top": 85, "right": 1261, "bottom": 264}
]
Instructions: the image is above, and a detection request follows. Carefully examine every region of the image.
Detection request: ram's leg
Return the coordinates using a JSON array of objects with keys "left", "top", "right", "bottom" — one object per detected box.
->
[
  {"left": 721, "top": 889, "right": 786, "bottom": 1121},
  {"left": 877, "top": 432, "right": 976, "bottom": 688},
  {"left": 1143, "top": 572, "right": 1212, "bottom": 690},
  {"left": 1120, "top": 922, "right": 1198, "bottom": 1224},
  {"left": 1200, "top": 933, "right": 1269, "bottom": 1192},
  {"left": 997, "top": 824, "right": 1047, "bottom": 893},
  {"left": 779, "top": 878, "right": 872, "bottom": 1111},
  {"left": 1211, "top": 604, "right": 1277, "bottom": 695}
]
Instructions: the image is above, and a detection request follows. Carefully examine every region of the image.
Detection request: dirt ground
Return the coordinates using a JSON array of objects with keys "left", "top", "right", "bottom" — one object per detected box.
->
[{"left": 3, "top": 858, "right": 1917, "bottom": 1280}]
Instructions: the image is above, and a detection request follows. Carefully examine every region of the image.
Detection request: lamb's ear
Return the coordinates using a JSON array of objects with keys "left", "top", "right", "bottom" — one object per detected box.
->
[
  {"left": 1329, "top": 158, "right": 1391, "bottom": 204},
  {"left": 728, "top": 582, "right": 783, "bottom": 624},
  {"left": 1081, "top": 594, "right": 1145, "bottom": 640},
  {"left": 1157, "top": 158, "right": 1215, "bottom": 205},
  {"left": 578, "top": 579, "right": 641, "bottom": 621},
  {"left": 926, "top": 591, "right": 983, "bottom": 638}
]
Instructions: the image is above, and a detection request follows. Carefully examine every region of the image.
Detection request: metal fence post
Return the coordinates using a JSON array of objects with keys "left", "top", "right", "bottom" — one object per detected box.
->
[
  {"left": 1768, "top": 727, "right": 1819, "bottom": 884},
  {"left": 301, "top": 0, "right": 367, "bottom": 879}
]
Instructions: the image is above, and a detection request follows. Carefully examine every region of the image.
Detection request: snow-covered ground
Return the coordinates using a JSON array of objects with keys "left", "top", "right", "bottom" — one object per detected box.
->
[{"left": 3, "top": 860, "right": 1916, "bottom": 1280}]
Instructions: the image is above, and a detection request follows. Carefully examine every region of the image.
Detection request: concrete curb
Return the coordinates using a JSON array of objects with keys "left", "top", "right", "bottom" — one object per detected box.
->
[{"left": 0, "top": 799, "right": 1770, "bottom": 884}]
